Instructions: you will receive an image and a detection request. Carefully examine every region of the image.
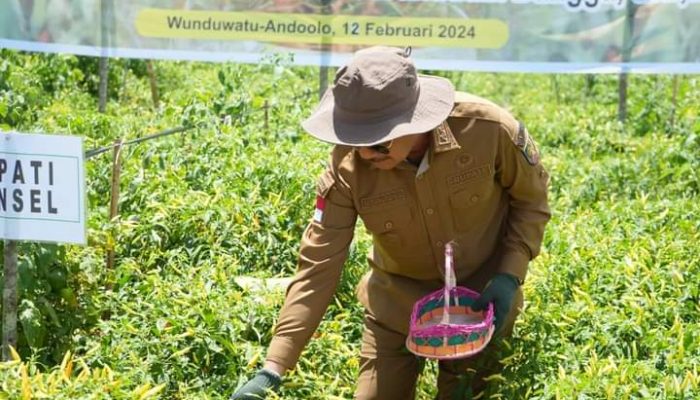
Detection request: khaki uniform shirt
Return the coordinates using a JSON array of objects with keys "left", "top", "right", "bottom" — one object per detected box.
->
[{"left": 266, "top": 91, "right": 551, "bottom": 370}]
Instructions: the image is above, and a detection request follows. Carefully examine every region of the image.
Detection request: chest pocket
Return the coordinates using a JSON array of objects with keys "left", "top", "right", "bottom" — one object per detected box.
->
[
  {"left": 449, "top": 183, "right": 495, "bottom": 232},
  {"left": 360, "top": 204, "right": 416, "bottom": 249}
]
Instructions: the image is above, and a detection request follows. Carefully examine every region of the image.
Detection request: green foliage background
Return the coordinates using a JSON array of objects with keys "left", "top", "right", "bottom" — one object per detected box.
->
[{"left": 0, "top": 49, "right": 698, "bottom": 399}]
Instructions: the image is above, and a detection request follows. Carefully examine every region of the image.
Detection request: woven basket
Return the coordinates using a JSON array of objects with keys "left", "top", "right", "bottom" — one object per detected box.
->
[{"left": 406, "top": 243, "right": 495, "bottom": 360}]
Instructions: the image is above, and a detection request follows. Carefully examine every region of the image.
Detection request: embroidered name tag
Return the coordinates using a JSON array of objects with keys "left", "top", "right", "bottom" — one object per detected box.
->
[
  {"left": 360, "top": 188, "right": 408, "bottom": 209},
  {"left": 446, "top": 164, "right": 492, "bottom": 186}
]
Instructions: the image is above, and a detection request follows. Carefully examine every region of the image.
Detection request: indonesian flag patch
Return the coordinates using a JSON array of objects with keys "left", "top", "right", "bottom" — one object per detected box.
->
[
  {"left": 313, "top": 195, "right": 326, "bottom": 223},
  {"left": 314, "top": 169, "right": 335, "bottom": 224}
]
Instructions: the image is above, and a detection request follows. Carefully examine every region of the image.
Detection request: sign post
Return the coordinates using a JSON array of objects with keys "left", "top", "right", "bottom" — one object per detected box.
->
[
  {"left": 2, "top": 240, "right": 17, "bottom": 361},
  {"left": 0, "top": 132, "right": 86, "bottom": 359}
]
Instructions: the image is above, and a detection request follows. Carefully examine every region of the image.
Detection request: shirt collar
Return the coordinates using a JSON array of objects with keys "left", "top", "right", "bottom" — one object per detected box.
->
[
  {"left": 410, "top": 120, "right": 462, "bottom": 176},
  {"left": 363, "top": 120, "right": 462, "bottom": 173}
]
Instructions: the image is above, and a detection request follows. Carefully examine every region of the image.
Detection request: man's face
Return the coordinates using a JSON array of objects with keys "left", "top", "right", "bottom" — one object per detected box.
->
[{"left": 356, "top": 134, "right": 422, "bottom": 170}]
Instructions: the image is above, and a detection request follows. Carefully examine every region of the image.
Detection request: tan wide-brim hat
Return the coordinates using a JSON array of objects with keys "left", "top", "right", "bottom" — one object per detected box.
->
[{"left": 302, "top": 46, "right": 455, "bottom": 146}]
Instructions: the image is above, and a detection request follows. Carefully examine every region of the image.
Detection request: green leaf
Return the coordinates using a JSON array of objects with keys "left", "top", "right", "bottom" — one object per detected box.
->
[
  {"left": 19, "top": 299, "right": 46, "bottom": 350},
  {"left": 17, "top": 255, "right": 38, "bottom": 294},
  {"left": 46, "top": 268, "right": 67, "bottom": 292},
  {"left": 37, "top": 296, "right": 61, "bottom": 328}
]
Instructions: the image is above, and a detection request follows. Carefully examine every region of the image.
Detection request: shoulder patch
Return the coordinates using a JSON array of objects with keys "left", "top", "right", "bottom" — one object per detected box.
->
[
  {"left": 516, "top": 122, "right": 540, "bottom": 166},
  {"left": 313, "top": 169, "right": 336, "bottom": 223},
  {"left": 515, "top": 121, "right": 528, "bottom": 148}
]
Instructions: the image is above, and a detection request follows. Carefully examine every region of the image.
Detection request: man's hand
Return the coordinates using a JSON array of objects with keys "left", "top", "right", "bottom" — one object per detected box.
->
[
  {"left": 472, "top": 273, "right": 520, "bottom": 332},
  {"left": 230, "top": 368, "right": 282, "bottom": 400}
]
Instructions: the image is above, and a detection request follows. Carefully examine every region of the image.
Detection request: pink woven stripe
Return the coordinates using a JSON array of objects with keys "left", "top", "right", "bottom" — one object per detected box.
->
[
  {"left": 407, "top": 243, "right": 495, "bottom": 359},
  {"left": 409, "top": 286, "right": 494, "bottom": 338}
]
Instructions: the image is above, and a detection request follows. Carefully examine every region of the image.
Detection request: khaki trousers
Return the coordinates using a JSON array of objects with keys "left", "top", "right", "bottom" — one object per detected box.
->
[{"left": 354, "top": 267, "right": 523, "bottom": 400}]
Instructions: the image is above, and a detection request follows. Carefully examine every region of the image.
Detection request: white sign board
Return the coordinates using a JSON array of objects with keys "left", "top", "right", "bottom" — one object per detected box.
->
[{"left": 0, "top": 132, "right": 86, "bottom": 245}]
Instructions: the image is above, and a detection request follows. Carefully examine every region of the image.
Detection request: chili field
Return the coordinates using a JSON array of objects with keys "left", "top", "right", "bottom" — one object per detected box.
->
[{"left": 0, "top": 50, "right": 698, "bottom": 399}]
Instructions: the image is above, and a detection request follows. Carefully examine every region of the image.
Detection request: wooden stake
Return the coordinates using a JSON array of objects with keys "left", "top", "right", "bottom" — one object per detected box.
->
[
  {"left": 2, "top": 240, "right": 18, "bottom": 361},
  {"left": 98, "top": 57, "right": 109, "bottom": 113},
  {"left": 106, "top": 138, "right": 124, "bottom": 274},
  {"left": 98, "top": 0, "right": 113, "bottom": 113},
  {"left": 319, "top": 64, "right": 329, "bottom": 100},
  {"left": 618, "top": 73, "right": 628, "bottom": 122},
  {"left": 264, "top": 100, "right": 269, "bottom": 132},
  {"left": 319, "top": 0, "right": 332, "bottom": 100},
  {"left": 585, "top": 74, "right": 596, "bottom": 97},
  {"left": 670, "top": 75, "right": 680, "bottom": 128},
  {"left": 119, "top": 62, "right": 128, "bottom": 101},
  {"left": 146, "top": 61, "right": 160, "bottom": 109},
  {"left": 618, "top": 0, "right": 638, "bottom": 123},
  {"left": 550, "top": 75, "right": 560, "bottom": 103}
]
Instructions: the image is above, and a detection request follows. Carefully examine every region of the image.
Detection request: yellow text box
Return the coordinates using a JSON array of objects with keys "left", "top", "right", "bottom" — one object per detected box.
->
[{"left": 135, "top": 9, "right": 509, "bottom": 49}]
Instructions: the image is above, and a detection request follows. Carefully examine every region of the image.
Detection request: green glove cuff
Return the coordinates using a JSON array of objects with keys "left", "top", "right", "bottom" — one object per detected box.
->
[
  {"left": 258, "top": 369, "right": 282, "bottom": 390},
  {"left": 230, "top": 368, "right": 282, "bottom": 400},
  {"left": 472, "top": 273, "right": 519, "bottom": 332},
  {"left": 499, "top": 273, "right": 521, "bottom": 288}
]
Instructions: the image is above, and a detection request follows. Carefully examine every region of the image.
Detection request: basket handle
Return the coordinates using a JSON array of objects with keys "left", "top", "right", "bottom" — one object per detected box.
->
[{"left": 441, "top": 242, "right": 456, "bottom": 324}]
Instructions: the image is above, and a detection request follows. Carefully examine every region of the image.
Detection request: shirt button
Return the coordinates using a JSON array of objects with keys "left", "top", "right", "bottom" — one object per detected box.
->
[
  {"left": 436, "top": 241, "right": 444, "bottom": 248},
  {"left": 426, "top": 208, "right": 434, "bottom": 215},
  {"left": 470, "top": 195, "right": 480, "bottom": 203},
  {"left": 385, "top": 221, "right": 393, "bottom": 230}
]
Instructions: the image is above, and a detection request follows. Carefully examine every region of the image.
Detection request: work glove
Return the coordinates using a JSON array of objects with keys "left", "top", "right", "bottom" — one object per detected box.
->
[
  {"left": 472, "top": 273, "right": 520, "bottom": 333},
  {"left": 230, "top": 368, "right": 282, "bottom": 400}
]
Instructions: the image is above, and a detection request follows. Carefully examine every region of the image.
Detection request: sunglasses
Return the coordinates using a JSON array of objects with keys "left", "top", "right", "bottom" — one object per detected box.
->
[{"left": 367, "top": 140, "right": 394, "bottom": 155}]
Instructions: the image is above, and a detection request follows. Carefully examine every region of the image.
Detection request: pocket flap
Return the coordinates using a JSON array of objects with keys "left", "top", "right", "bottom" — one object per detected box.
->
[
  {"left": 361, "top": 204, "right": 412, "bottom": 234},
  {"left": 449, "top": 189, "right": 481, "bottom": 208}
]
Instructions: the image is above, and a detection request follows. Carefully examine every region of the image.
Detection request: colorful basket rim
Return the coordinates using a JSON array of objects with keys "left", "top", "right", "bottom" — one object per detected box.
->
[
  {"left": 406, "top": 286, "right": 495, "bottom": 359},
  {"left": 405, "top": 325, "right": 495, "bottom": 360}
]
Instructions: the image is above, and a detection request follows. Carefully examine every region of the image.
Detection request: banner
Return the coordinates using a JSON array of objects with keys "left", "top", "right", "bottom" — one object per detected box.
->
[
  {"left": 0, "top": 132, "right": 86, "bottom": 245},
  {"left": 1, "top": 0, "right": 699, "bottom": 73}
]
